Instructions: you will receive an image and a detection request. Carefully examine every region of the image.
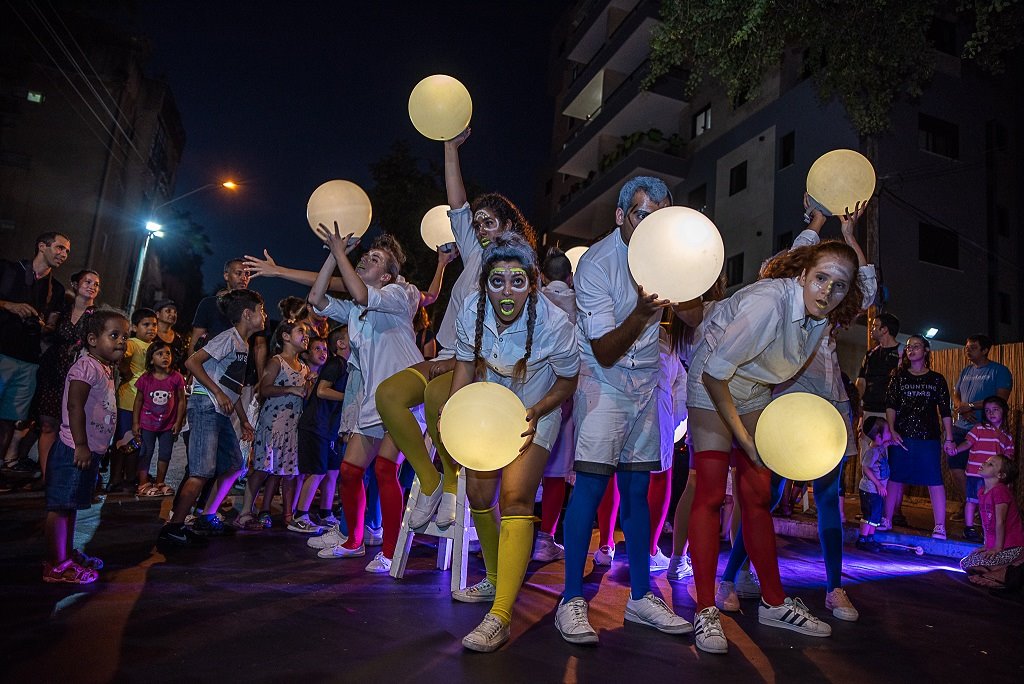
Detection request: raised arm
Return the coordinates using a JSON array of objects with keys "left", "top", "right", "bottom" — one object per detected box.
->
[
  {"left": 307, "top": 251, "right": 338, "bottom": 311},
  {"left": 421, "top": 247, "right": 456, "bottom": 307},
  {"left": 444, "top": 128, "right": 471, "bottom": 209},
  {"left": 318, "top": 223, "right": 368, "bottom": 306}
]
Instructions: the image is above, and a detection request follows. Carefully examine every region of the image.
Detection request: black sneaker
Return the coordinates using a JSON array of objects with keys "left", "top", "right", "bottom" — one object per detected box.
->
[
  {"left": 855, "top": 538, "right": 881, "bottom": 552},
  {"left": 1, "top": 459, "right": 40, "bottom": 480},
  {"left": 192, "top": 514, "right": 235, "bottom": 537},
  {"left": 963, "top": 526, "right": 980, "bottom": 541},
  {"left": 157, "top": 524, "right": 209, "bottom": 548}
]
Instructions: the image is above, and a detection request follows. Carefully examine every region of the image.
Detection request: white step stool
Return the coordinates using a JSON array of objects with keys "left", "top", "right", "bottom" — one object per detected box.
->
[{"left": 390, "top": 470, "right": 478, "bottom": 592}]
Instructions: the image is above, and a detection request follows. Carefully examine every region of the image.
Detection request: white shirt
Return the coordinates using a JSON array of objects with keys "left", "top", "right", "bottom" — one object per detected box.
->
[
  {"left": 314, "top": 281, "right": 423, "bottom": 429},
  {"left": 541, "top": 280, "right": 577, "bottom": 324},
  {"left": 455, "top": 290, "right": 579, "bottom": 410},
  {"left": 700, "top": 277, "right": 830, "bottom": 386},
  {"left": 436, "top": 203, "right": 482, "bottom": 352},
  {"left": 575, "top": 227, "right": 661, "bottom": 396}
]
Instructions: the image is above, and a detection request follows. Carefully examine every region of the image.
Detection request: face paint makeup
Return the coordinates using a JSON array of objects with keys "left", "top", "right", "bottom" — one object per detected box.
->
[
  {"left": 499, "top": 298, "right": 516, "bottom": 315},
  {"left": 474, "top": 210, "right": 501, "bottom": 246},
  {"left": 487, "top": 268, "right": 529, "bottom": 293}
]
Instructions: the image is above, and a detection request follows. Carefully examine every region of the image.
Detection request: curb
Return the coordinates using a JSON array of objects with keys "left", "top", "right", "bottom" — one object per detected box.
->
[{"left": 773, "top": 516, "right": 981, "bottom": 559}]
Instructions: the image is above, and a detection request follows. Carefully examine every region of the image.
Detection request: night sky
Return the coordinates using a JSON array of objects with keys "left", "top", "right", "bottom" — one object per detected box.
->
[{"left": 136, "top": 1, "right": 566, "bottom": 309}]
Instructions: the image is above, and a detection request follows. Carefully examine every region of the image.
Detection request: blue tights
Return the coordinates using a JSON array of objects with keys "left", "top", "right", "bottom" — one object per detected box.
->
[
  {"left": 563, "top": 470, "right": 651, "bottom": 601},
  {"left": 723, "top": 461, "right": 845, "bottom": 590}
]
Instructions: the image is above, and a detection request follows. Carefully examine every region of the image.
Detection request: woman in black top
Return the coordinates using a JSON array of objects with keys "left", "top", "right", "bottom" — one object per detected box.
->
[{"left": 884, "top": 334, "right": 953, "bottom": 539}]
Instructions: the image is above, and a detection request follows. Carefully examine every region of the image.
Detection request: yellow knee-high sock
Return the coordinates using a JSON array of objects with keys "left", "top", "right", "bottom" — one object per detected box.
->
[
  {"left": 491, "top": 516, "right": 536, "bottom": 625},
  {"left": 376, "top": 369, "right": 441, "bottom": 493},
  {"left": 425, "top": 371, "right": 459, "bottom": 496},
  {"left": 471, "top": 504, "right": 500, "bottom": 585}
]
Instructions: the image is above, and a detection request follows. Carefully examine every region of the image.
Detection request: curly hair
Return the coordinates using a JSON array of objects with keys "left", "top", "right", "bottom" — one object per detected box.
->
[
  {"left": 278, "top": 295, "right": 309, "bottom": 321},
  {"left": 471, "top": 193, "right": 536, "bottom": 249},
  {"left": 472, "top": 232, "right": 539, "bottom": 384},
  {"left": 898, "top": 335, "right": 931, "bottom": 371},
  {"left": 271, "top": 319, "right": 306, "bottom": 355},
  {"left": 669, "top": 271, "right": 726, "bottom": 355},
  {"left": 82, "top": 308, "right": 129, "bottom": 348},
  {"left": 759, "top": 240, "right": 862, "bottom": 328}
]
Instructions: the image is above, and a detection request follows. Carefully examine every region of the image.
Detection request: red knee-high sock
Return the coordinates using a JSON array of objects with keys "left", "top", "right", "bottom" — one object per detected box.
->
[
  {"left": 690, "top": 451, "right": 730, "bottom": 610},
  {"left": 648, "top": 468, "right": 672, "bottom": 555},
  {"left": 375, "top": 458, "right": 402, "bottom": 559},
  {"left": 596, "top": 473, "right": 619, "bottom": 548},
  {"left": 540, "top": 476, "right": 567, "bottom": 537},
  {"left": 339, "top": 462, "right": 366, "bottom": 549},
  {"left": 733, "top": 448, "right": 786, "bottom": 605}
]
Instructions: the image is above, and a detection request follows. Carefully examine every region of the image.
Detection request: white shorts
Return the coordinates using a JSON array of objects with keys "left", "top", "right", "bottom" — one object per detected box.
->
[
  {"left": 543, "top": 397, "right": 575, "bottom": 478},
  {"left": 685, "top": 343, "right": 772, "bottom": 414},
  {"left": 573, "top": 374, "right": 661, "bottom": 475}
]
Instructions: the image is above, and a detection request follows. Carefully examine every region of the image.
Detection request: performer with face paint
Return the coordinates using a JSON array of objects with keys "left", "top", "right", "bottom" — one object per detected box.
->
[
  {"left": 374, "top": 129, "right": 537, "bottom": 604},
  {"left": 442, "top": 232, "right": 579, "bottom": 652}
]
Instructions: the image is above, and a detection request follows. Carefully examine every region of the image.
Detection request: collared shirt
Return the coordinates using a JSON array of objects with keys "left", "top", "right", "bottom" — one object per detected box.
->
[
  {"left": 701, "top": 277, "right": 829, "bottom": 385},
  {"left": 436, "top": 203, "right": 482, "bottom": 352},
  {"left": 314, "top": 281, "right": 423, "bottom": 429},
  {"left": 0, "top": 258, "right": 66, "bottom": 363},
  {"left": 455, "top": 290, "right": 579, "bottom": 410},
  {"left": 575, "top": 227, "right": 661, "bottom": 396},
  {"left": 541, "top": 280, "right": 577, "bottom": 324}
]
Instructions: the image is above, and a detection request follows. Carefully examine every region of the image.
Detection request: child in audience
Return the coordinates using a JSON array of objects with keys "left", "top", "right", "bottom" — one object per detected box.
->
[
  {"left": 856, "top": 416, "right": 894, "bottom": 552},
  {"left": 44, "top": 310, "right": 129, "bottom": 583},
  {"left": 132, "top": 339, "right": 186, "bottom": 496},
  {"left": 953, "top": 396, "right": 1015, "bottom": 541},
  {"left": 108, "top": 307, "right": 158, "bottom": 491},
  {"left": 960, "top": 455, "right": 1024, "bottom": 587}
]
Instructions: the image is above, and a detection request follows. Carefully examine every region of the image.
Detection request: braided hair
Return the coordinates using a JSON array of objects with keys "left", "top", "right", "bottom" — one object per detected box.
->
[{"left": 472, "top": 232, "right": 540, "bottom": 385}]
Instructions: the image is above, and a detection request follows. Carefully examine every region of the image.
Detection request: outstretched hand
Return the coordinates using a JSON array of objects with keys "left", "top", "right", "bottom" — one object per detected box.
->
[
  {"left": 316, "top": 221, "right": 357, "bottom": 256},
  {"left": 447, "top": 127, "right": 471, "bottom": 148},
  {"left": 840, "top": 200, "right": 868, "bottom": 237},
  {"left": 243, "top": 250, "right": 279, "bottom": 279}
]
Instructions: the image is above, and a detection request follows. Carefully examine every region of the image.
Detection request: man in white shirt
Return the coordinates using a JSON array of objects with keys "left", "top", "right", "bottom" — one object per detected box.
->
[{"left": 555, "top": 176, "right": 692, "bottom": 645}]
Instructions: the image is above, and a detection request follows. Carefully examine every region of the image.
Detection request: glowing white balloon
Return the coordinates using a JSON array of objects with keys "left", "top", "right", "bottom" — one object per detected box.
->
[
  {"left": 420, "top": 204, "right": 455, "bottom": 250},
  {"left": 806, "top": 149, "right": 876, "bottom": 217},
  {"left": 408, "top": 75, "right": 473, "bottom": 141},
  {"left": 565, "top": 246, "right": 588, "bottom": 273},
  {"left": 439, "top": 382, "right": 529, "bottom": 472},
  {"left": 306, "top": 180, "right": 372, "bottom": 239},
  {"left": 626, "top": 206, "right": 724, "bottom": 303},
  {"left": 755, "top": 392, "right": 847, "bottom": 481}
]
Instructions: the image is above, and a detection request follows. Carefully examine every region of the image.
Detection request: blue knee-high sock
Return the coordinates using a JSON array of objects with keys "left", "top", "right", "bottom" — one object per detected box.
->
[
  {"left": 562, "top": 471, "right": 611, "bottom": 602},
  {"left": 364, "top": 467, "right": 382, "bottom": 529},
  {"left": 617, "top": 470, "right": 653, "bottom": 600},
  {"left": 723, "top": 473, "right": 787, "bottom": 582},
  {"left": 815, "top": 460, "right": 844, "bottom": 591}
]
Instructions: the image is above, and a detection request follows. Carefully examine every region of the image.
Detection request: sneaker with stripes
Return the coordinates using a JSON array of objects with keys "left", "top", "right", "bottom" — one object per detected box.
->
[
  {"left": 693, "top": 607, "right": 728, "bottom": 654},
  {"left": 758, "top": 597, "right": 832, "bottom": 637}
]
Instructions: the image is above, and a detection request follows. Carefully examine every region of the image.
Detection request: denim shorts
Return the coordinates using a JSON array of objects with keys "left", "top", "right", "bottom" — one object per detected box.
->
[
  {"left": 966, "top": 475, "right": 983, "bottom": 503},
  {"left": 859, "top": 489, "right": 884, "bottom": 526},
  {"left": 0, "top": 354, "right": 38, "bottom": 421},
  {"left": 46, "top": 440, "right": 100, "bottom": 512},
  {"left": 186, "top": 394, "right": 243, "bottom": 479}
]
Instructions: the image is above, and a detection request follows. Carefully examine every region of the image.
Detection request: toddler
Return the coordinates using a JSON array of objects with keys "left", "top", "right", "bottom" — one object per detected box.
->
[
  {"left": 857, "top": 416, "right": 894, "bottom": 551},
  {"left": 960, "top": 455, "right": 1024, "bottom": 587},
  {"left": 953, "top": 396, "right": 1015, "bottom": 541},
  {"left": 132, "top": 339, "right": 186, "bottom": 496}
]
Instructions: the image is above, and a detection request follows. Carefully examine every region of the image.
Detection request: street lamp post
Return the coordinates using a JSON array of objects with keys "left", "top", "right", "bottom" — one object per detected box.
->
[{"left": 127, "top": 181, "right": 239, "bottom": 314}]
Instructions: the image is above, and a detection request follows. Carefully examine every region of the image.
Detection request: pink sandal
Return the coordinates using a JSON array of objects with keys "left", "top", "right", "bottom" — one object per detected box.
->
[{"left": 43, "top": 559, "right": 99, "bottom": 584}]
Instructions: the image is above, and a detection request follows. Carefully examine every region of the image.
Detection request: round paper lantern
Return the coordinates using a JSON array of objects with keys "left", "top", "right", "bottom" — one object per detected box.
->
[
  {"left": 754, "top": 392, "right": 847, "bottom": 481},
  {"left": 626, "top": 206, "right": 724, "bottom": 303},
  {"left": 439, "top": 382, "right": 529, "bottom": 472},
  {"left": 306, "top": 180, "right": 372, "bottom": 239},
  {"left": 565, "top": 246, "right": 588, "bottom": 272},
  {"left": 408, "top": 75, "right": 473, "bottom": 141},
  {"left": 420, "top": 204, "right": 455, "bottom": 249},
  {"left": 805, "top": 149, "right": 876, "bottom": 217}
]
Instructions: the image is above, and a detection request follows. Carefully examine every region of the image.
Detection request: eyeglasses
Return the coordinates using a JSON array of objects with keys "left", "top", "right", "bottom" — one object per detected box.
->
[{"left": 905, "top": 344, "right": 926, "bottom": 350}]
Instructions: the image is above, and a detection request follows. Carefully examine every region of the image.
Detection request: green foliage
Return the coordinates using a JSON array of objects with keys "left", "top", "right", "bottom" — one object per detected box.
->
[{"left": 648, "top": 0, "right": 1022, "bottom": 137}]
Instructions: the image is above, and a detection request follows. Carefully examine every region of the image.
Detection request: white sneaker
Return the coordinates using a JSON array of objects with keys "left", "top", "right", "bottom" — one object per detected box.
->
[
  {"left": 735, "top": 568, "right": 761, "bottom": 598},
  {"left": 462, "top": 613, "right": 510, "bottom": 652},
  {"left": 365, "top": 551, "right": 392, "bottom": 573},
  {"left": 436, "top": 492, "right": 458, "bottom": 529},
  {"left": 694, "top": 607, "right": 728, "bottom": 654},
  {"left": 877, "top": 517, "right": 892, "bottom": 531},
  {"left": 307, "top": 525, "right": 348, "bottom": 549},
  {"left": 364, "top": 525, "right": 384, "bottom": 546},
  {"left": 624, "top": 592, "right": 693, "bottom": 634},
  {"left": 316, "top": 542, "right": 365, "bottom": 559},
  {"left": 317, "top": 512, "right": 340, "bottom": 527},
  {"left": 287, "top": 515, "right": 325, "bottom": 535},
  {"left": 593, "top": 545, "right": 615, "bottom": 566},
  {"left": 667, "top": 555, "right": 693, "bottom": 581},
  {"left": 825, "top": 588, "right": 859, "bottom": 622},
  {"left": 532, "top": 534, "right": 565, "bottom": 562},
  {"left": 931, "top": 525, "right": 947, "bottom": 540},
  {"left": 649, "top": 549, "right": 671, "bottom": 572},
  {"left": 452, "top": 578, "right": 496, "bottom": 603},
  {"left": 758, "top": 597, "right": 832, "bottom": 637},
  {"left": 555, "top": 597, "right": 599, "bottom": 645},
  {"left": 715, "top": 581, "right": 740, "bottom": 612},
  {"left": 408, "top": 477, "right": 445, "bottom": 528}
]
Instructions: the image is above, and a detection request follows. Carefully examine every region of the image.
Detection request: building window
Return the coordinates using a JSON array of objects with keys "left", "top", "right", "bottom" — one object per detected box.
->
[
  {"left": 778, "top": 131, "right": 795, "bottom": 169},
  {"left": 999, "top": 292, "right": 1012, "bottom": 325},
  {"left": 687, "top": 184, "right": 707, "bottom": 212},
  {"left": 927, "top": 18, "right": 957, "bottom": 56},
  {"left": 726, "top": 253, "right": 745, "bottom": 287},
  {"left": 919, "top": 114, "right": 959, "bottom": 159},
  {"left": 919, "top": 222, "right": 959, "bottom": 269},
  {"left": 729, "top": 161, "right": 748, "bottom": 196},
  {"left": 692, "top": 105, "right": 711, "bottom": 138},
  {"left": 776, "top": 231, "right": 793, "bottom": 252}
]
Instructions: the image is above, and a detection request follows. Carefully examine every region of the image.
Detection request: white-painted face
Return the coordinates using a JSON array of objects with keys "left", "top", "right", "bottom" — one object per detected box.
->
[
  {"left": 355, "top": 249, "right": 393, "bottom": 287},
  {"left": 473, "top": 209, "right": 504, "bottom": 247},
  {"left": 798, "top": 255, "right": 854, "bottom": 319},
  {"left": 486, "top": 261, "right": 531, "bottom": 323}
]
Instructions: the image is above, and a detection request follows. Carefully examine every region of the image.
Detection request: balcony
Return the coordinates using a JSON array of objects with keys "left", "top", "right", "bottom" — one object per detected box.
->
[
  {"left": 558, "top": 60, "right": 689, "bottom": 178},
  {"left": 565, "top": 0, "right": 650, "bottom": 74},
  {"left": 551, "top": 145, "right": 688, "bottom": 240}
]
